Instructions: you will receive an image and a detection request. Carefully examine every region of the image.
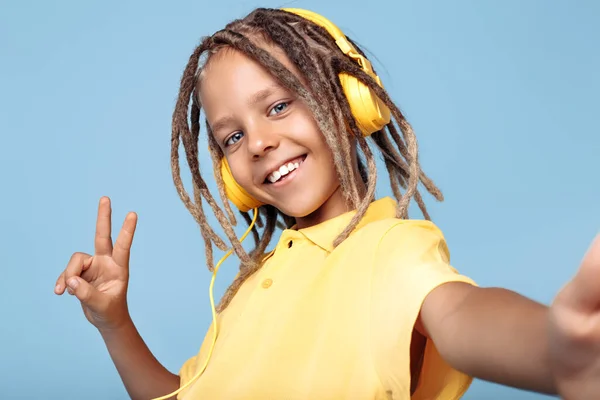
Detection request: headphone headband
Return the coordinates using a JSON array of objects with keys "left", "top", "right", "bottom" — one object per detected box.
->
[{"left": 281, "top": 8, "right": 375, "bottom": 74}]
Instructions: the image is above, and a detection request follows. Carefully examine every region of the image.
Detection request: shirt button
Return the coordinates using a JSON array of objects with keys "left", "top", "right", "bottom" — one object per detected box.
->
[{"left": 262, "top": 278, "right": 273, "bottom": 289}]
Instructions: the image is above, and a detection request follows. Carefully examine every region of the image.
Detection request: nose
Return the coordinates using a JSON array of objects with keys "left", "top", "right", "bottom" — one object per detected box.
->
[{"left": 246, "top": 120, "right": 279, "bottom": 159}]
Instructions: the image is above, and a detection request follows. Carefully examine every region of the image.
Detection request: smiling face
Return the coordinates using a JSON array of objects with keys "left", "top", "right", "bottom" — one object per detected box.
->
[{"left": 199, "top": 46, "right": 354, "bottom": 227}]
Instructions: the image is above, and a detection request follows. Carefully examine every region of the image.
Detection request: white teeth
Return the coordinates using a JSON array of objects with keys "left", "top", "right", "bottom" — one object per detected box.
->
[
  {"left": 268, "top": 170, "right": 281, "bottom": 183},
  {"left": 267, "top": 159, "right": 303, "bottom": 183}
]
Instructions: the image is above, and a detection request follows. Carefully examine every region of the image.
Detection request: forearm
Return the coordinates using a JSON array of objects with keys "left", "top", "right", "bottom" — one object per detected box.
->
[
  {"left": 435, "top": 286, "right": 556, "bottom": 394},
  {"left": 100, "top": 318, "right": 180, "bottom": 400}
]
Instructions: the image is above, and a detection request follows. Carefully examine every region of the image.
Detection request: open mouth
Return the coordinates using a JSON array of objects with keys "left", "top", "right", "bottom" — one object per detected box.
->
[{"left": 264, "top": 155, "right": 307, "bottom": 184}]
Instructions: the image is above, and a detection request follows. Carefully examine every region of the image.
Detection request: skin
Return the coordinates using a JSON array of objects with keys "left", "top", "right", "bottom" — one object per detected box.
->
[{"left": 54, "top": 43, "right": 600, "bottom": 400}]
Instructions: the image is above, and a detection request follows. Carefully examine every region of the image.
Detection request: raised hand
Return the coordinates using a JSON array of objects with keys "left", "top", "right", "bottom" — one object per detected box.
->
[
  {"left": 55, "top": 196, "right": 138, "bottom": 331},
  {"left": 548, "top": 235, "right": 600, "bottom": 399}
]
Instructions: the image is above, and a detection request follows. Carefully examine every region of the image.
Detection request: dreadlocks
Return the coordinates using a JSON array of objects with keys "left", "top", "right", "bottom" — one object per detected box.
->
[{"left": 171, "top": 8, "right": 443, "bottom": 311}]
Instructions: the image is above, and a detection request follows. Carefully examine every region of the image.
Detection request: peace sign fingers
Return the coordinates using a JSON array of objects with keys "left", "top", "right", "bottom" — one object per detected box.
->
[{"left": 57, "top": 196, "right": 137, "bottom": 331}]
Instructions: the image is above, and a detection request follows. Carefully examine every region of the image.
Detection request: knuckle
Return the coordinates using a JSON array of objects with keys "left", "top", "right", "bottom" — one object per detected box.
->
[
  {"left": 78, "top": 287, "right": 90, "bottom": 302},
  {"left": 69, "top": 252, "right": 89, "bottom": 263},
  {"left": 115, "top": 240, "right": 129, "bottom": 252}
]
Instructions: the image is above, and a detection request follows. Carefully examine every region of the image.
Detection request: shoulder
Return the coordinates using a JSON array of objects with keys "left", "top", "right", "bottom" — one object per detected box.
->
[
  {"left": 358, "top": 217, "right": 444, "bottom": 238},
  {"left": 354, "top": 218, "right": 449, "bottom": 260},
  {"left": 366, "top": 218, "right": 473, "bottom": 290}
]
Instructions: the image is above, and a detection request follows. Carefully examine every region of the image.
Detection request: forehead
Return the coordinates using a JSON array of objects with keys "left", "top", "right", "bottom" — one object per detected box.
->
[
  {"left": 198, "top": 44, "right": 301, "bottom": 112},
  {"left": 200, "top": 50, "right": 271, "bottom": 101}
]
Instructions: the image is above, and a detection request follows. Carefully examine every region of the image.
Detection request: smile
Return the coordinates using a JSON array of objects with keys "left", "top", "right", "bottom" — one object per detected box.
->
[{"left": 265, "top": 155, "right": 306, "bottom": 184}]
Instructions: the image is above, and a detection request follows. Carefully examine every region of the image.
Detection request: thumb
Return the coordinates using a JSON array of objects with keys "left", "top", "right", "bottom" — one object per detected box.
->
[
  {"left": 564, "top": 234, "right": 600, "bottom": 311},
  {"left": 67, "top": 277, "right": 103, "bottom": 308}
]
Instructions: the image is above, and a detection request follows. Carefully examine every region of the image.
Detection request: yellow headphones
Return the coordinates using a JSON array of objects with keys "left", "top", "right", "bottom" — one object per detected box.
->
[{"left": 220, "top": 7, "right": 391, "bottom": 213}]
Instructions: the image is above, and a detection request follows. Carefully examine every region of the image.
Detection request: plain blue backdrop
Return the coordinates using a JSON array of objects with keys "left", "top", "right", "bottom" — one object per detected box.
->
[{"left": 1, "top": 0, "right": 598, "bottom": 398}]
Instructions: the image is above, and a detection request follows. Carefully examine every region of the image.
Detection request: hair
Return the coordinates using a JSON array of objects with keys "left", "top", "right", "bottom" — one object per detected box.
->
[{"left": 171, "top": 8, "right": 443, "bottom": 311}]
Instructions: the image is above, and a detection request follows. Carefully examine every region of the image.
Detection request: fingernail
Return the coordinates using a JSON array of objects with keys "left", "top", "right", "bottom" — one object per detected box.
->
[
  {"left": 55, "top": 284, "right": 61, "bottom": 293},
  {"left": 67, "top": 278, "right": 79, "bottom": 289}
]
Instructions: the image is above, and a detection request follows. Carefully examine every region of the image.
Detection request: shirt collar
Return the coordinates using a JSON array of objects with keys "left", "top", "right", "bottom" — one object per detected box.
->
[{"left": 288, "top": 197, "right": 398, "bottom": 252}]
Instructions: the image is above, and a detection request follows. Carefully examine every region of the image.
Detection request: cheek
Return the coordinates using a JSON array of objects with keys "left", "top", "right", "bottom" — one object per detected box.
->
[
  {"left": 313, "top": 134, "right": 336, "bottom": 169},
  {"left": 227, "top": 159, "right": 261, "bottom": 197},
  {"left": 229, "top": 164, "right": 253, "bottom": 188},
  {"left": 294, "top": 115, "right": 330, "bottom": 157},
  {"left": 296, "top": 120, "right": 338, "bottom": 180}
]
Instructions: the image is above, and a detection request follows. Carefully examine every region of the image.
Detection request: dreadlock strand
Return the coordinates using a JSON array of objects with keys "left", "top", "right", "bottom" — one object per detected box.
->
[
  {"left": 375, "top": 126, "right": 442, "bottom": 212},
  {"left": 414, "top": 190, "right": 431, "bottom": 220},
  {"left": 378, "top": 136, "right": 433, "bottom": 219},
  {"left": 206, "top": 127, "right": 238, "bottom": 226},
  {"left": 357, "top": 151, "right": 369, "bottom": 184},
  {"left": 334, "top": 136, "right": 378, "bottom": 246},
  {"left": 384, "top": 157, "right": 404, "bottom": 200},
  {"left": 394, "top": 118, "right": 420, "bottom": 218},
  {"left": 240, "top": 210, "right": 261, "bottom": 247},
  {"left": 216, "top": 259, "right": 262, "bottom": 312},
  {"left": 253, "top": 205, "right": 278, "bottom": 257},
  {"left": 372, "top": 130, "right": 410, "bottom": 188}
]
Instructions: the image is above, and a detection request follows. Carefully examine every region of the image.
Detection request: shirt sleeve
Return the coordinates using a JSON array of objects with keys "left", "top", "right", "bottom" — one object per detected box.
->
[
  {"left": 176, "top": 320, "right": 216, "bottom": 399},
  {"left": 370, "top": 220, "right": 476, "bottom": 399},
  {"left": 176, "top": 268, "right": 247, "bottom": 399},
  {"left": 178, "top": 355, "right": 198, "bottom": 391}
]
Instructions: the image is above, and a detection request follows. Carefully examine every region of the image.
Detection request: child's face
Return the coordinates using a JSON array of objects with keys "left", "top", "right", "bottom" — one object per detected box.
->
[{"left": 200, "top": 46, "right": 348, "bottom": 225}]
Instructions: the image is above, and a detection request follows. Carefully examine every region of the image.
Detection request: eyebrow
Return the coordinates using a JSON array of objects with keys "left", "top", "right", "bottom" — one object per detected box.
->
[
  {"left": 210, "top": 83, "right": 285, "bottom": 136},
  {"left": 247, "top": 83, "right": 283, "bottom": 107},
  {"left": 210, "top": 115, "right": 236, "bottom": 137}
]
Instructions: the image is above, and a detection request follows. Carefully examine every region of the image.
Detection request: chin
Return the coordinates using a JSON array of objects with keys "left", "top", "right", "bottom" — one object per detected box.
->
[
  {"left": 272, "top": 190, "right": 336, "bottom": 220},
  {"left": 275, "top": 201, "right": 321, "bottom": 219}
]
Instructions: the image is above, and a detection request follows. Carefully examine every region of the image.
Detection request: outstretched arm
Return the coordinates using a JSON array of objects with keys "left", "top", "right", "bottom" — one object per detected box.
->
[
  {"left": 418, "top": 282, "right": 555, "bottom": 393},
  {"left": 419, "top": 234, "right": 600, "bottom": 399}
]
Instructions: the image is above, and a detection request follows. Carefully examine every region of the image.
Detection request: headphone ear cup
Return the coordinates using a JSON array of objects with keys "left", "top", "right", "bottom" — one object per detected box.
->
[
  {"left": 220, "top": 158, "right": 263, "bottom": 212},
  {"left": 339, "top": 72, "right": 391, "bottom": 136},
  {"left": 281, "top": 8, "right": 391, "bottom": 136}
]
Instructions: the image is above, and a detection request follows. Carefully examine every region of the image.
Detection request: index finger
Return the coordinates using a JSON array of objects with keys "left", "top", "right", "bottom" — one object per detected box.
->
[{"left": 95, "top": 196, "right": 113, "bottom": 256}]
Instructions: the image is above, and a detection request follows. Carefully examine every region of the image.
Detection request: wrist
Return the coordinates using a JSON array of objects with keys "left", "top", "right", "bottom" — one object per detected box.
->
[{"left": 98, "top": 313, "right": 135, "bottom": 338}]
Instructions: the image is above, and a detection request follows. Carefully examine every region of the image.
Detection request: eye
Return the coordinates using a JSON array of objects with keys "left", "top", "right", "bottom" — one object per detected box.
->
[
  {"left": 225, "top": 131, "right": 244, "bottom": 147},
  {"left": 268, "top": 102, "right": 289, "bottom": 116}
]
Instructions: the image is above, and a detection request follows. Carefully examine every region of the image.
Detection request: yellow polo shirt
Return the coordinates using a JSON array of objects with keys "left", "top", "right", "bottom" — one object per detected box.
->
[{"left": 178, "top": 197, "right": 476, "bottom": 399}]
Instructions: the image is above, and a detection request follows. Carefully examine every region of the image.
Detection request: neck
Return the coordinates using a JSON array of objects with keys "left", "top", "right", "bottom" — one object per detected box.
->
[{"left": 295, "top": 176, "right": 368, "bottom": 230}]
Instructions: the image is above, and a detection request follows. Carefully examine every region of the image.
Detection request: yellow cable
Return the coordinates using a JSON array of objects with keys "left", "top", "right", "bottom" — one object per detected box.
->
[{"left": 152, "top": 208, "right": 259, "bottom": 400}]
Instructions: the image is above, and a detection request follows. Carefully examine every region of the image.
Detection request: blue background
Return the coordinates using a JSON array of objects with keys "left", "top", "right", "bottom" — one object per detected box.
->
[{"left": 1, "top": 0, "right": 598, "bottom": 398}]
